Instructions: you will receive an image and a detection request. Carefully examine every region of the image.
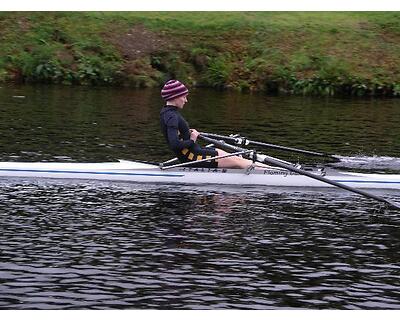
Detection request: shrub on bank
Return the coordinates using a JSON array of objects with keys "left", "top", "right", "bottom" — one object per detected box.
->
[{"left": 1, "top": 12, "right": 400, "bottom": 97}]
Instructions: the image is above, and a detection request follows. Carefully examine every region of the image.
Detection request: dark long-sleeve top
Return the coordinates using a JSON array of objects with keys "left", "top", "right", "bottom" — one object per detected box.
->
[{"left": 160, "top": 105, "right": 195, "bottom": 154}]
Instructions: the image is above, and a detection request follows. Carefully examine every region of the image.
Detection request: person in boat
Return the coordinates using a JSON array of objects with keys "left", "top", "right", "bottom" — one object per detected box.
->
[{"left": 160, "top": 79, "right": 260, "bottom": 169}]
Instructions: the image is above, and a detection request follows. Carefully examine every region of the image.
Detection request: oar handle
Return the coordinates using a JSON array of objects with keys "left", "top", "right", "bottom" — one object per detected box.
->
[
  {"left": 201, "top": 132, "right": 339, "bottom": 161},
  {"left": 199, "top": 134, "right": 294, "bottom": 167}
]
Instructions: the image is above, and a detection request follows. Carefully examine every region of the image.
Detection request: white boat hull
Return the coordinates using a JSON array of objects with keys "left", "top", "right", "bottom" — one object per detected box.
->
[{"left": 0, "top": 160, "right": 399, "bottom": 190}]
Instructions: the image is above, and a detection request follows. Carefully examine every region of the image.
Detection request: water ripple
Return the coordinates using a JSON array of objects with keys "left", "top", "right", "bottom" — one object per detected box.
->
[{"left": 1, "top": 180, "right": 400, "bottom": 309}]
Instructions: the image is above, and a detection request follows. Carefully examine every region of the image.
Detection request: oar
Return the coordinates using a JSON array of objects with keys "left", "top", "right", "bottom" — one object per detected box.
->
[
  {"left": 199, "top": 134, "right": 400, "bottom": 210},
  {"left": 201, "top": 132, "right": 340, "bottom": 161}
]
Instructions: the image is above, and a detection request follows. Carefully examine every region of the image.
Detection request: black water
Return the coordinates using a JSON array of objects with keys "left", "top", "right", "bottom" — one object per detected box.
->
[{"left": 0, "top": 85, "right": 400, "bottom": 309}]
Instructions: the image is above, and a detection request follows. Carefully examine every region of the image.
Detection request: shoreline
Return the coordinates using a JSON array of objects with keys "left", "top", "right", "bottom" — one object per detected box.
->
[{"left": 1, "top": 12, "right": 399, "bottom": 97}]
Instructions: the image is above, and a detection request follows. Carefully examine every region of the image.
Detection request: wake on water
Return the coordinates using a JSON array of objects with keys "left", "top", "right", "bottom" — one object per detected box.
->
[{"left": 330, "top": 155, "right": 400, "bottom": 171}]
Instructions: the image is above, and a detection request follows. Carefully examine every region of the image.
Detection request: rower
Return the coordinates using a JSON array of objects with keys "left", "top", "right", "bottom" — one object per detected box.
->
[{"left": 159, "top": 79, "right": 265, "bottom": 169}]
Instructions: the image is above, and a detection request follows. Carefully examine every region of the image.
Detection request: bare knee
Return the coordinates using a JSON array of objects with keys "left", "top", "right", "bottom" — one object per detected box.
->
[{"left": 215, "top": 149, "right": 251, "bottom": 169}]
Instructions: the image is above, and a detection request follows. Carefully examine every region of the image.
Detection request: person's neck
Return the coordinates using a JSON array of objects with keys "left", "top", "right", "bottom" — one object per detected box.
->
[{"left": 166, "top": 102, "right": 178, "bottom": 108}]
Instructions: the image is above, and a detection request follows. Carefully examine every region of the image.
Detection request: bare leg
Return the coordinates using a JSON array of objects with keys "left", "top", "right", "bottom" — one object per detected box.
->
[{"left": 215, "top": 148, "right": 269, "bottom": 169}]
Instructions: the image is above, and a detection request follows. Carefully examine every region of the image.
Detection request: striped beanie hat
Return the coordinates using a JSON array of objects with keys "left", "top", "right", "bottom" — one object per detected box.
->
[{"left": 161, "top": 80, "right": 189, "bottom": 101}]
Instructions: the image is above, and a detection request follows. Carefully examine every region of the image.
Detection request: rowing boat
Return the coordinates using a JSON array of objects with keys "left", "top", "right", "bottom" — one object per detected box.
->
[
  {"left": 0, "top": 160, "right": 399, "bottom": 190},
  {"left": 1, "top": 132, "right": 397, "bottom": 208}
]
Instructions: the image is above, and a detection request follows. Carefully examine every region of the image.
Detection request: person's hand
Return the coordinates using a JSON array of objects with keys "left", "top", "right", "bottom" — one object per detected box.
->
[{"left": 190, "top": 129, "right": 200, "bottom": 142}]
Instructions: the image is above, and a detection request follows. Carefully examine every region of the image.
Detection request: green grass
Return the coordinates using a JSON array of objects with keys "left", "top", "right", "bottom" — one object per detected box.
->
[{"left": 1, "top": 12, "right": 400, "bottom": 96}]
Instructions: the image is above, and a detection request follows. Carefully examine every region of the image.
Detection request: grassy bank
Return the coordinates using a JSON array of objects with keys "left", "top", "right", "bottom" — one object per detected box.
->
[{"left": 1, "top": 12, "right": 400, "bottom": 96}]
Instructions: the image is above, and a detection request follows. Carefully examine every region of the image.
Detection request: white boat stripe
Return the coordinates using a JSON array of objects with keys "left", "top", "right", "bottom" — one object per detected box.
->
[{"left": 0, "top": 168, "right": 185, "bottom": 177}]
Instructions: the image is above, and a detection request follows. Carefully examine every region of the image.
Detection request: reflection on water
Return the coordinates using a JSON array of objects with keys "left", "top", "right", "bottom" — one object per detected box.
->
[
  {"left": 0, "top": 180, "right": 399, "bottom": 309},
  {"left": 0, "top": 85, "right": 400, "bottom": 309}
]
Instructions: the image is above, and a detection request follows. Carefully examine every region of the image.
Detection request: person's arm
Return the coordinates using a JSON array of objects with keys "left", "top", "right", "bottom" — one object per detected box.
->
[
  {"left": 189, "top": 129, "right": 200, "bottom": 142},
  {"left": 165, "top": 114, "right": 195, "bottom": 151}
]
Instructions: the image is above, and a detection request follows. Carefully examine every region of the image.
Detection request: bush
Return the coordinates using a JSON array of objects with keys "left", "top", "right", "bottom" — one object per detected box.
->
[
  {"left": 203, "top": 55, "right": 233, "bottom": 88},
  {"left": 77, "top": 55, "right": 122, "bottom": 85},
  {"left": 150, "top": 53, "right": 195, "bottom": 84},
  {"left": 7, "top": 44, "right": 66, "bottom": 83},
  {"left": 190, "top": 47, "right": 211, "bottom": 71}
]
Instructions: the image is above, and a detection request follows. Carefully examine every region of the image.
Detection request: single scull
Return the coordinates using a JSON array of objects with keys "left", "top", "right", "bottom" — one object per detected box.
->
[
  {"left": 0, "top": 160, "right": 399, "bottom": 190},
  {"left": 1, "top": 132, "right": 399, "bottom": 209}
]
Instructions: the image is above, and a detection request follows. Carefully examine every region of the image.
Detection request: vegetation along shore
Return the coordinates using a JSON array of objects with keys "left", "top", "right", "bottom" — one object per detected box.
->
[{"left": 1, "top": 12, "right": 400, "bottom": 97}]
